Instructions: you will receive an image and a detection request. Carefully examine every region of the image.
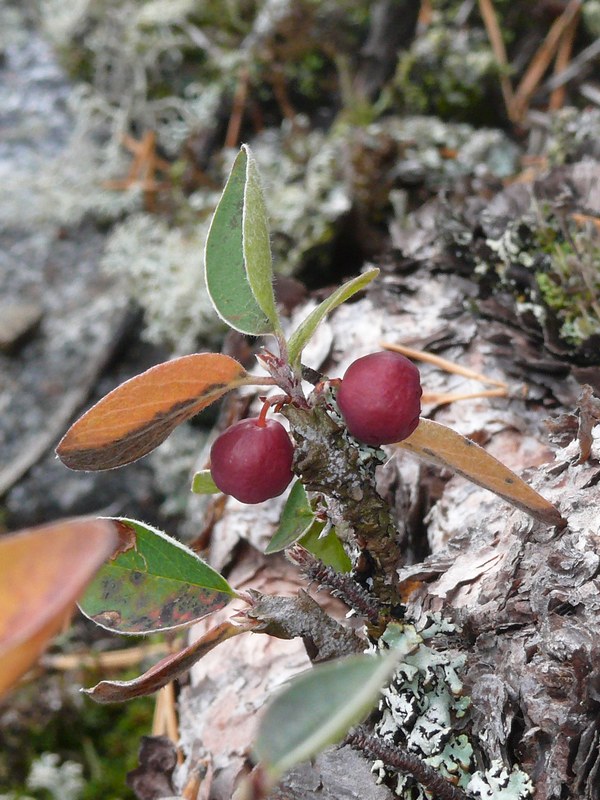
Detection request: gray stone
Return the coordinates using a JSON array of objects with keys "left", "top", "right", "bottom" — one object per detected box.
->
[{"left": 0, "top": 301, "right": 43, "bottom": 353}]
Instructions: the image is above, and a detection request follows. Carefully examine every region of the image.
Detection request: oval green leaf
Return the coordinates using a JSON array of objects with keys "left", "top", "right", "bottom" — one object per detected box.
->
[
  {"left": 205, "top": 148, "right": 275, "bottom": 335},
  {"left": 300, "top": 525, "right": 352, "bottom": 573},
  {"left": 191, "top": 469, "right": 220, "bottom": 495},
  {"left": 253, "top": 652, "right": 400, "bottom": 778},
  {"left": 397, "top": 418, "right": 566, "bottom": 528},
  {"left": 242, "top": 145, "right": 281, "bottom": 332},
  {"left": 287, "top": 268, "right": 379, "bottom": 365},
  {"left": 265, "top": 480, "right": 316, "bottom": 554},
  {"left": 79, "top": 518, "right": 235, "bottom": 635},
  {"left": 57, "top": 353, "right": 253, "bottom": 471}
]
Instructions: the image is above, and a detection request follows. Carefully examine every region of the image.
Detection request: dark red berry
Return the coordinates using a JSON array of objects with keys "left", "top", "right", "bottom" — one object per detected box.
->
[
  {"left": 336, "top": 351, "right": 422, "bottom": 446},
  {"left": 210, "top": 417, "right": 294, "bottom": 504}
]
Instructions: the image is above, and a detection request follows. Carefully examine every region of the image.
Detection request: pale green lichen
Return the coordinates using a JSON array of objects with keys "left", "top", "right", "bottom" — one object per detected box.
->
[
  {"left": 374, "top": 620, "right": 473, "bottom": 798},
  {"left": 545, "top": 107, "right": 600, "bottom": 166},
  {"left": 247, "top": 125, "right": 352, "bottom": 274},
  {"left": 100, "top": 212, "right": 226, "bottom": 350},
  {"left": 26, "top": 754, "right": 85, "bottom": 800},
  {"left": 467, "top": 760, "right": 534, "bottom": 800},
  {"left": 375, "top": 619, "right": 534, "bottom": 800}
]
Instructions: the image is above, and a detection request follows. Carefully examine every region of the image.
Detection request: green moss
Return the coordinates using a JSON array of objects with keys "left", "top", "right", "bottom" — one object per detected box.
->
[
  {"left": 535, "top": 236, "right": 600, "bottom": 346},
  {"left": 0, "top": 674, "right": 154, "bottom": 800},
  {"left": 393, "top": 15, "right": 501, "bottom": 124}
]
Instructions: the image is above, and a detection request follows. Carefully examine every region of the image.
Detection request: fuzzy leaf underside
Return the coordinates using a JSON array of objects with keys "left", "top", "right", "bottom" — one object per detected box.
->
[
  {"left": 242, "top": 145, "right": 281, "bottom": 332},
  {"left": 205, "top": 147, "right": 275, "bottom": 335},
  {"left": 253, "top": 652, "right": 400, "bottom": 778}
]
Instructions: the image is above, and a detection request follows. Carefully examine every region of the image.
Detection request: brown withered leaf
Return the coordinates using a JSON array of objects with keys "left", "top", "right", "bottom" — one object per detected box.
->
[
  {"left": 397, "top": 419, "right": 566, "bottom": 528},
  {"left": 83, "top": 620, "right": 249, "bottom": 703}
]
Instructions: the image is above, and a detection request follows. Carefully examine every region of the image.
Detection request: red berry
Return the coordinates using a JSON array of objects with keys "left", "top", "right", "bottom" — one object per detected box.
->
[
  {"left": 210, "top": 417, "right": 294, "bottom": 504},
  {"left": 336, "top": 351, "right": 422, "bottom": 446}
]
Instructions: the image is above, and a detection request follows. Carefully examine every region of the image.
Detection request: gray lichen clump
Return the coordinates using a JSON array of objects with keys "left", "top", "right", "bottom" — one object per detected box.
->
[{"left": 375, "top": 620, "right": 534, "bottom": 800}]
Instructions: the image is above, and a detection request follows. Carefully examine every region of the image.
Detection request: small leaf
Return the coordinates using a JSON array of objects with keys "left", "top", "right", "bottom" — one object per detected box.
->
[
  {"left": 300, "top": 525, "right": 352, "bottom": 573},
  {"left": 191, "top": 470, "right": 220, "bottom": 495},
  {"left": 79, "top": 518, "right": 235, "bottom": 634},
  {"left": 84, "top": 620, "right": 244, "bottom": 703},
  {"left": 287, "top": 269, "right": 379, "bottom": 365},
  {"left": 265, "top": 480, "right": 315, "bottom": 554},
  {"left": 57, "top": 353, "right": 252, "bottom": 470},
  {"left": 205, "top": 148, "right": 274, "bottom": 335},
  {"left": 0, "top": 518, "right": 117, "bottom": 699},
  {"left": 253, "top": 652, "right": 400, "bottom": 778},
  {"left": 397, "top": 419, "right": 566, "bottom": 528},
  {"left": 242, "top": 145, "right": 281, "bottom": 332}
]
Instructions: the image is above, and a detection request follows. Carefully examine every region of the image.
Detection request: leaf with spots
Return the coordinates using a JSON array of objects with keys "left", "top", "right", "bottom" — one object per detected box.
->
[
  {"left": 56, "top": 353, "right": 262, "bottom": 470},
  {"left": 84, "top": 620, "right": 248, "bottom": 703},
  {"left": 79, "top": 519, "right": 235, "bottom": 635},
  {"left": 396, "top": 419, "right": 566, "bottom": 528},
  {"left": 0, "top": 518, "right": 117, "bottom": 699}
]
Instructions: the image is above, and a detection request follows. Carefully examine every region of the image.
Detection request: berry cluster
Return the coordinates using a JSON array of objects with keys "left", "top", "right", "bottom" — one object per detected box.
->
[{"left": 209, "top": 351, "right": 422, "bottom": 503}]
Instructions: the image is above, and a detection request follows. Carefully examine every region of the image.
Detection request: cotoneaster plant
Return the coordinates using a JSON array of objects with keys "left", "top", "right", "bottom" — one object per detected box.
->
[{"left": 0, "top": 145, "right": 567, "bottom": 800}]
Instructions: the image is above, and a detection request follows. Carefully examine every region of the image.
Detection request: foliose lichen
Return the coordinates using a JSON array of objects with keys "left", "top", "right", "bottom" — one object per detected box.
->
[{"left": 375, "top": 618, "right": 534, "bottom": 800}]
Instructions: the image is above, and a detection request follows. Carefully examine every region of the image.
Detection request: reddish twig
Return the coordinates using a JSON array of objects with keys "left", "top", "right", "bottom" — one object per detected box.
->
[
  {"left": 288, "top": 545, "right": 381, "bottom": 625},
  {"left": 346, "top": 727, "right": 470, "bottom": 800}
]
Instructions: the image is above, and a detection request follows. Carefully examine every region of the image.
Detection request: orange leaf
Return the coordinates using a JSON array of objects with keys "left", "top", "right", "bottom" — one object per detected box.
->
[
  {"left": 397, "top": 419, "right": 566, "bottom": 528},
  {"left": 0, "top": 518, "right": 118, "bottom": 699},
  {"left": 57, "top": 353, "right": 254, "bottom": 470}
]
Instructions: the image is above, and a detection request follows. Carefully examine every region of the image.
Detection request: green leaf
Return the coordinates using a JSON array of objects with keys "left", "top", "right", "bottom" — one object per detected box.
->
[
  {"left": 242, "top": 145, "right": 280, "bottom": 332},
  {"left": 265, "top": 480, "right": 315, "bottom": 554},
  {"left": 205, "top": 147, "right": 276, "bottom": 335},
  {"left": 191, "top": 470, "right": 220, "bottom": 495},
  {"left": 253, "top": 652, "right": 400, "bottom": 778},
  {"left": 300, "top": 525, "right": 352, "bottom": 573},
  {"left": 79, "top": 518, "right": 235, "bottom": 635},
  {"left": 287, "top": 268, "right": 379, "bottom": 365}
]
